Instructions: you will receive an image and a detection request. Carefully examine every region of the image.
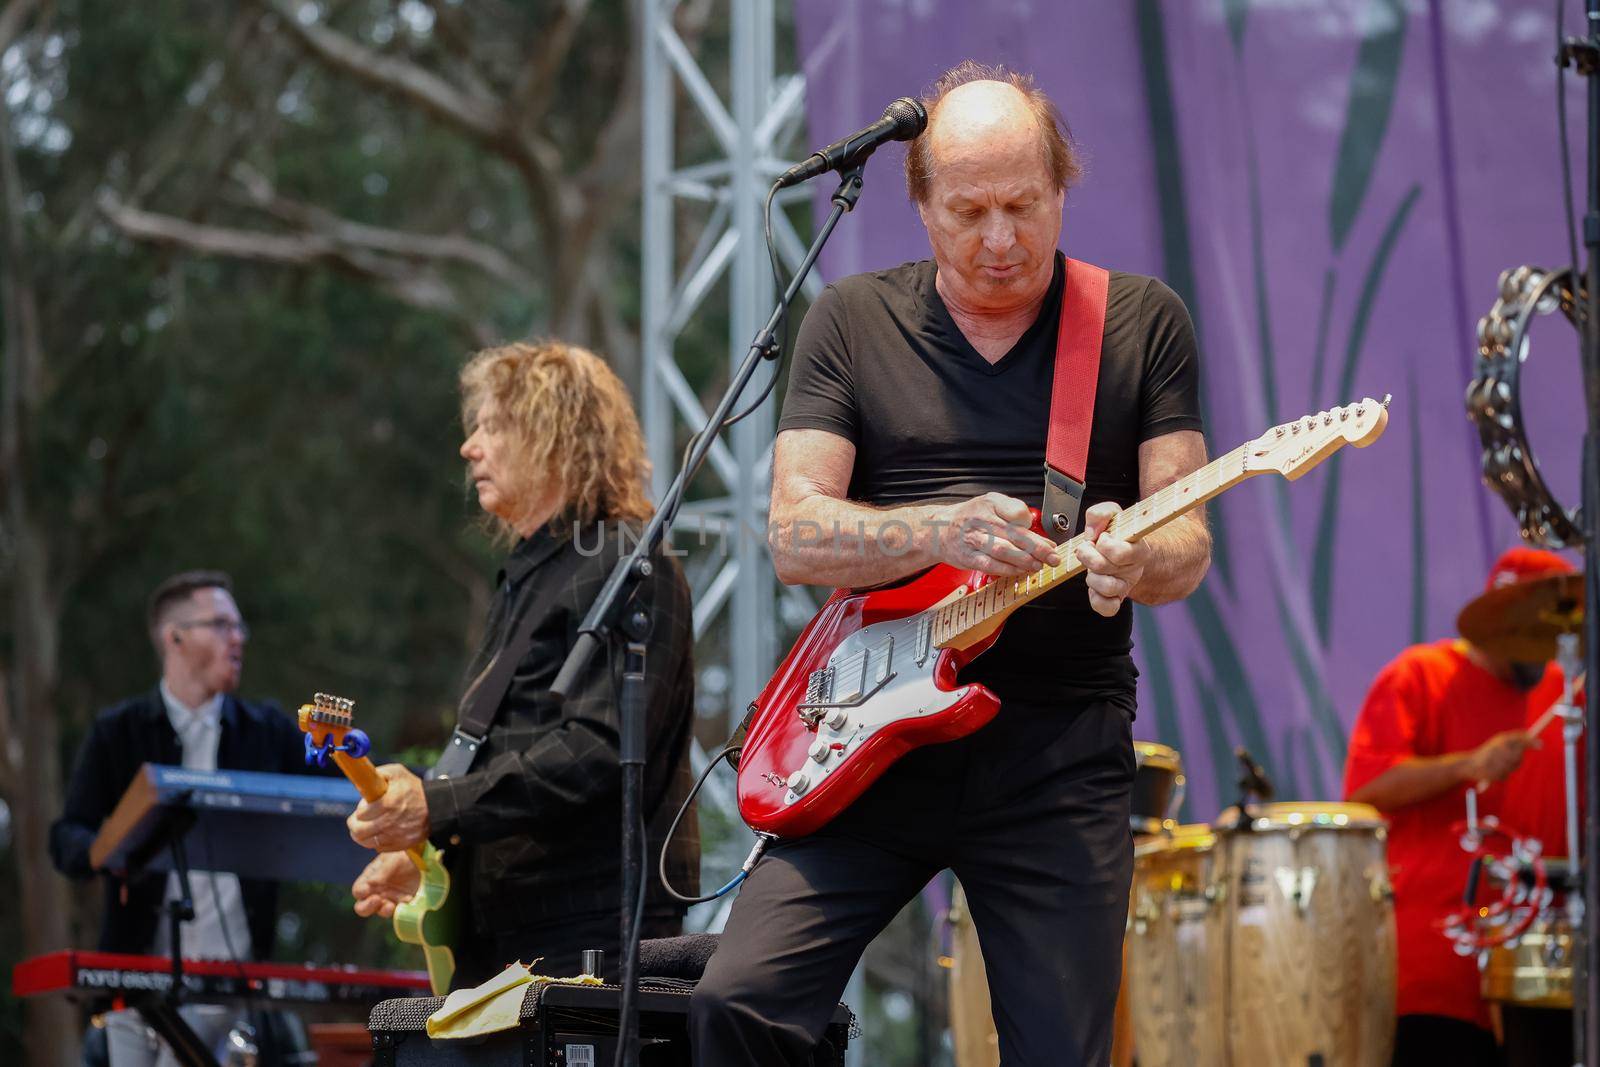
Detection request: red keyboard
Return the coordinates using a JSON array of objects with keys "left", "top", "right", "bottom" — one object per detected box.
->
[{"left": 13, "top": 951, "right": 430, "bottom": 1005}]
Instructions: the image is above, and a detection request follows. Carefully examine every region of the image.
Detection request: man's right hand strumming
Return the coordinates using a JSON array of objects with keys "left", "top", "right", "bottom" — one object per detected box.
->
[
  {"left": 928, "top": 492, "right": 1061, "bottom": 576},
  {"left": 352, "top": 850, "right": 421, "bottom": 919}
]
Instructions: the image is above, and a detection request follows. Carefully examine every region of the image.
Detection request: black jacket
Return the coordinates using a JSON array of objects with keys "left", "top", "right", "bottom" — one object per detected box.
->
[
  {"left": 421, "top": 524, "right": 700, "bottom": 932},
  {"left": 49, "top": 690, "right": 311, "bottom": 958}
]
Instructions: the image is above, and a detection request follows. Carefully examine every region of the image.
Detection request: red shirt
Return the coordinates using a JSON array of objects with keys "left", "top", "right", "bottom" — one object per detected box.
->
[{"left": 1342, "top": 640, "right": 1557, "bottom": 1027}]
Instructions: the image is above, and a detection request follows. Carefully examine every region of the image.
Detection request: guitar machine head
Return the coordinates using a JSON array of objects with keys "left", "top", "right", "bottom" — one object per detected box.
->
[
  {"left": 297, "top": 691, "right": 372, "bottom": 767},
  {"left": 1245, "top": 395, "right": 1391, "bottom": 481}
]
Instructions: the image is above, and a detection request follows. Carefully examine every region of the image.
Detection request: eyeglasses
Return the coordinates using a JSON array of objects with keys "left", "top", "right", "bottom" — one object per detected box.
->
[{"left": 175, "top": 617, "right": 251, "bottom": 639}]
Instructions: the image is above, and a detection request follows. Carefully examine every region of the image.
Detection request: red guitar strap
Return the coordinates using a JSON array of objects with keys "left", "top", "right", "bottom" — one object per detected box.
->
[{"left": 1042, "top": 257, "right": 1109, "bottom": 543}]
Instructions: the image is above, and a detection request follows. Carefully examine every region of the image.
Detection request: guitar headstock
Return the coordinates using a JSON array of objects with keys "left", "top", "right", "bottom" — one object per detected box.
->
[
  {"left": 297, "top": 692, "right": 368, "bottom": 763},
  {"left": 1245, "top": 396, "right": 1391, "bottom": 481}
]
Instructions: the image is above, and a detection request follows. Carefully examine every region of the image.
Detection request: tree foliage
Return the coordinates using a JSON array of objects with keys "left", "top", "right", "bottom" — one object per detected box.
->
[{"left": 0, "top": 0, "right": 724, "bottom": 1059}]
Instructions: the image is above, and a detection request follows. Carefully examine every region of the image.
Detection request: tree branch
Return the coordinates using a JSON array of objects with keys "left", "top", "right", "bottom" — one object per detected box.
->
[
  {"left": 228, "top": 163, "right": 538, "bottom": 290},
  {"left": 0, "top": 32, "right": 45, "bottom": 496},
  {"left": 98, "top": 191, "right": 497, "bottom": 344},
  {"left": 0, "top": 0, "right": 42, "bottom": 56},
  {"left": 263, "top": 0, "right": 507, "bottom": 145},
  {"left": 506, "top": 0, "right": 588, "bottom": 131}
]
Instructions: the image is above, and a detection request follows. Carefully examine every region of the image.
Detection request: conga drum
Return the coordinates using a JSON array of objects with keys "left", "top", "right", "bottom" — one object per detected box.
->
[
  {"left": 1214, "top": 802, "right": 1396, "bottom": 1067},
  {"left": 1125, "top": 823, "right": 1227, "bottom": 1067},
  {"left": 1131, "top": 741, "right": 1186, "bottom": 835}
]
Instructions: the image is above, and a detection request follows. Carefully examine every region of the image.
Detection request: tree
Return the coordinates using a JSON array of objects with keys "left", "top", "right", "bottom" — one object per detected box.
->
[{"left": 0, "top": 1, "right": 733, "bottom": 1060}]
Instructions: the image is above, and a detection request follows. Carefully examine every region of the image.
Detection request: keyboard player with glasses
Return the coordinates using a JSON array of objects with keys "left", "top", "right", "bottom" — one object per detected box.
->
[{"left": 49, "top": 569, "right": 311, "bottom": 1066}]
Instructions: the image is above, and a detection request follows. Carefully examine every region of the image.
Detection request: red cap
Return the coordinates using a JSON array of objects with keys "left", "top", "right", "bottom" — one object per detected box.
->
[{"left": 1485, "top": 546, "right": 1576, "bottom": 592}]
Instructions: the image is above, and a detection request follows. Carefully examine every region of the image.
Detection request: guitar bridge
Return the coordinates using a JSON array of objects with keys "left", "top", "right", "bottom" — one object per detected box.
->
[{"left": 798, "top": 666, "right": 836, "bottom": 728}]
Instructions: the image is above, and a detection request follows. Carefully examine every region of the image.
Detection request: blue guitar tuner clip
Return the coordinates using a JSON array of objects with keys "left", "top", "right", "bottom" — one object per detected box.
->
[{"left": 304, "top": 728, "right": 372, "bottom": 767}]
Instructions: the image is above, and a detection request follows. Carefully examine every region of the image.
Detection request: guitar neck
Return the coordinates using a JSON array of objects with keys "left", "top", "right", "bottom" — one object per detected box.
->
[
  {"left": 329, "top": 751, "right": 429, "bottom": 868},
  {"left": 933, "top": 443, "right": 1252, "bottom": 647},
  {"left": 332, "top": 751, "right": 389, "bottom": 802}
]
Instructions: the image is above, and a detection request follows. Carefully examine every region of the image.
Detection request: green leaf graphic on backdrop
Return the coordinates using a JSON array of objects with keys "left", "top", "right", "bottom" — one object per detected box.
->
[
  {"left": 1275, "top": 588, "right": 1345, "bottom": 777},
  {"left": 1301, "top": 727, "right": 1327, "bottom": 801},
  {"left": 1135, "top": 0, "right": 1232, "bottom": 592},
  {"left": 1184, "top": 584, "right": 1282, "bottom": 794},
  {"left": 1224, "top": 0, "right": 1249, "bottom": 54},
  {"left": 1242, "top": 83, "right": 1279, "bottom": 425},
  {"left": 1328, "top": 0, "right": 1408, "bottom": 253},
  {"left": 1310, "top": 268, "right": 1337, "bottom": 405},
  {"left": 1312, "top": 184, "right": 1421, "bottom": 641},
  {"left": 1194, "top": 675, "right": 1237, "bottom": 817},
  {"left": 1134, "top": 606, "right": 1189, "bottom": 817}
]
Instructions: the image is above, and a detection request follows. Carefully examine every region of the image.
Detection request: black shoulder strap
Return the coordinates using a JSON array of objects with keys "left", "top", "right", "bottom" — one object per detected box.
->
[{"left": 431, "top": 547, "right": 592, "bottom": 780}]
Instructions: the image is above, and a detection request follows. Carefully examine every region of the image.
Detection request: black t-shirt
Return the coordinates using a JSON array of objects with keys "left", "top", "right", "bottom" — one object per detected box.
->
[{"left": 778, "top": 252, "right": 1204, "bottom": 702}]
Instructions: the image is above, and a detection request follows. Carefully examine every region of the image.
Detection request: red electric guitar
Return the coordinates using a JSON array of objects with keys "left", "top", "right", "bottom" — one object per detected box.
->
[{"left": 736, "top": 397, "right": 1391, "bottom": 837}]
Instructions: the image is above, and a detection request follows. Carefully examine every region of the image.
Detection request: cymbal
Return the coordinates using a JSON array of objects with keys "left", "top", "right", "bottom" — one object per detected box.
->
[{"left": 1457, "top": 572, "right": 1584, "bottom": 663}]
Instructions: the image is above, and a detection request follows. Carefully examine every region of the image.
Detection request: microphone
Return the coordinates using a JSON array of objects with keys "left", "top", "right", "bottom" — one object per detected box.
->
[
  {"left": 1235, "top": 746, "right": 1276, "bottom": 802},
  {"left": 775, "top": 97, "right": 928, "bottom": 189}
]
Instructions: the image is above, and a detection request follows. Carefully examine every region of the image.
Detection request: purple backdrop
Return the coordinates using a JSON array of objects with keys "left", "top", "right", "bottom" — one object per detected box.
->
[{"left": 794, "top": 1, "right": 1587, "bottom": 817}]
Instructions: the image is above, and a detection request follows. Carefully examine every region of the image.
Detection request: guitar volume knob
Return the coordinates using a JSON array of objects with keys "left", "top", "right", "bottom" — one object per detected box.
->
[
  {"left": 786, "top": 769, "right": 811, "bottom": 794},
  {"left": 825, "top": 709, "right": 849, "bottom": 730},
  {"left": 808, "top": 740, "right": 830, "bottom": 763}
]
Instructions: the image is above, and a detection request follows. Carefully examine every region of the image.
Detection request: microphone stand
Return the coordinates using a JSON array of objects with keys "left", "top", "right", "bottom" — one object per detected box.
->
[
  {"left": 1568, "top": 7, "right": 1600, "bottom": 1063},
  {"left": 549, "top": 161, "right": 868, "bottom": 1067}
]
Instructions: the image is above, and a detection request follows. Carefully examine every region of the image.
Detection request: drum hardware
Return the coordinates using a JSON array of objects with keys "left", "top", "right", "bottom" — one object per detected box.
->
[
  {"left": 1368, "top": 870, "right": 1395, "bottom": 905},
  {"left": 1446, "top": 625, "right": 1588, "bottom": 1042},
  {"left": 1231, "top": 746, "right": 1275, "bottom": 830},
  {"left": 1273, "top": 866, "right": 1317, "bottom": 914}
]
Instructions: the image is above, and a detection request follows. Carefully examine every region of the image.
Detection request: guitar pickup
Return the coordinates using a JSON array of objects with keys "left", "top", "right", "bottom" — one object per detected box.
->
[
  {"left": 914, "top": 615, "right": 932, "bottom": 666},
  {"left": 797, "top": 639, "right": 895, "bottom": 725}
]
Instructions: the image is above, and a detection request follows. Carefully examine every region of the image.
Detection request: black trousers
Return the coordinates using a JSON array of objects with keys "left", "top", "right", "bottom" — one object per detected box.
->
[
  {"left": 453, "top": 907, "right": 684, "bottom": 988},
  {"left": 1391, "top": 1014, "right": 1499, "bottom": 1067},
  {"left": 690, "top": 696, "right": 1135, "bottom": 1066}
]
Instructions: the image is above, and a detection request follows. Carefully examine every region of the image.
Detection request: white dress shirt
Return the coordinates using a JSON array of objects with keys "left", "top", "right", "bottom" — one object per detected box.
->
[{"left": 147, "top": 681, "right": 253, "bottom": 961}]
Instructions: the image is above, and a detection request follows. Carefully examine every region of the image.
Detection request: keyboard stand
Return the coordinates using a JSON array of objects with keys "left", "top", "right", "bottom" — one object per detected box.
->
[{"left": 135, "top": 818, "right": 222, "bottom": 1067}]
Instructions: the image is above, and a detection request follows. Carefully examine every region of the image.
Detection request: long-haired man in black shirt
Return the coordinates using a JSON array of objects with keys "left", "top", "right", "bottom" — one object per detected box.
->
[
  {"left": 689, "top": 62, "right": 1213, "bottom": 1065},
  {"left": 345, "top": 341, "right": 699, "bottom": 987}
]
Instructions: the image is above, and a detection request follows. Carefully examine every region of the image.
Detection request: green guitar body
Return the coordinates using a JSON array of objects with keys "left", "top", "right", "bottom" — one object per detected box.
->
[{"left": 392, "top": 841, "right": 458, "bottom": 994}]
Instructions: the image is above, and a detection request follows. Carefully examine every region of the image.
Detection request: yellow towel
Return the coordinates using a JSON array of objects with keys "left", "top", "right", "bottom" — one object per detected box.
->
[{"left": 424, "top": 961, "right": 603, "bottom": 1039}]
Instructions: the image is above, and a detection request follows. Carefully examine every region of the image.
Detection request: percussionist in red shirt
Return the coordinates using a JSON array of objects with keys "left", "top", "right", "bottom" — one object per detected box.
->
[{"left": 1343, "top": 547, "right": 1579, "bottom": 1066}]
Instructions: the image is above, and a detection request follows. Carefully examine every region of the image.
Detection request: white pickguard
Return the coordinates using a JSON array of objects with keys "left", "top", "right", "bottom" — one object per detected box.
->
[{"left": 781, "top": 611, "right": 970, "bottom": 806}]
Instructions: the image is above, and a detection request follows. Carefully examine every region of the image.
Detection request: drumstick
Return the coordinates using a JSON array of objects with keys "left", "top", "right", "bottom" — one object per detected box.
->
[{"left": 1472, "top": 700, "right": 1573, "bottom": 792}]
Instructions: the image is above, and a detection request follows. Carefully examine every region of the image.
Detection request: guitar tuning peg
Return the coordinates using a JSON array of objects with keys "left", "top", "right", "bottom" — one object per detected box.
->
[
  {"left": 1322, "top": 412, "right": 1333, "bottom": 426},
  {"left": 1339, "top": 408, "right": 1349, "bottom": 421}
]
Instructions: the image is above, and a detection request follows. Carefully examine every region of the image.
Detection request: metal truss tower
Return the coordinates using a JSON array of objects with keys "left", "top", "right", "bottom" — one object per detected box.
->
[{"left": 639, "top": 0, "right": 822, "bottom": 733}]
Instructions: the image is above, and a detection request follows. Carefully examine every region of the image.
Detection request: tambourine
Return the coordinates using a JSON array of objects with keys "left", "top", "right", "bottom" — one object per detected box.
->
[{"left": 1466, "top": 265, "right": 1584, "bottom": 548}]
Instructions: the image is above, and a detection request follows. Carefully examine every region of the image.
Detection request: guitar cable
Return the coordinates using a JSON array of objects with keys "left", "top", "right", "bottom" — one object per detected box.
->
[{"left": 658, "top": 743, "right": 772, "bottom": 905}]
